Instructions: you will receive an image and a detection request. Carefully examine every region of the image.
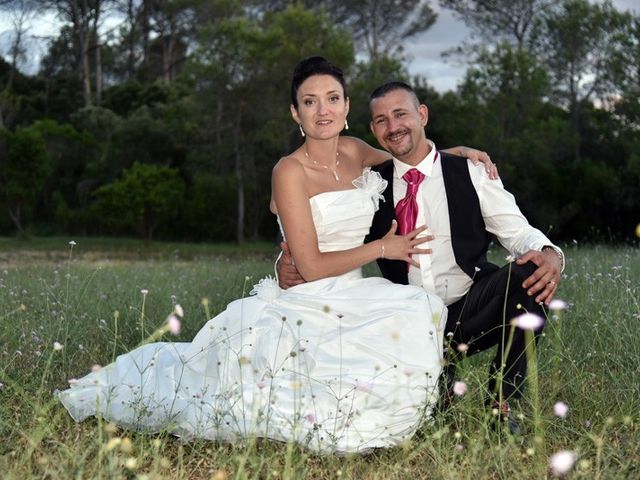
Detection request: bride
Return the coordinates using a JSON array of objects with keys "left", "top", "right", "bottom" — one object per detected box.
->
[{"left": 57, "top": 57, "right": 493, "bottom": 453}]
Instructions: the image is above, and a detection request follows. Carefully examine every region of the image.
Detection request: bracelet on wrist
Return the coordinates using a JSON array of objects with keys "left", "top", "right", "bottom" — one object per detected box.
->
[{"left": 380, "top": 241, "right": 385, "bottom": 259}]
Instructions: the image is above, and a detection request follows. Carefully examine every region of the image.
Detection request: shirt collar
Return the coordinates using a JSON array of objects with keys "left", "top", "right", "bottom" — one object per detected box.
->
[{"left": 393, "top": 139, "right": 439, "bottom": 180}]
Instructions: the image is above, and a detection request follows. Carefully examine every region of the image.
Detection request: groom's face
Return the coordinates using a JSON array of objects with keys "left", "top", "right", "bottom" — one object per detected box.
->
[{"left": 369, "top": 89, "right": 429, "bottom": 166}]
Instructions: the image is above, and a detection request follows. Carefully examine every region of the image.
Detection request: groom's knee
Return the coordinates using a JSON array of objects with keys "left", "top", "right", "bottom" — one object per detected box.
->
[
  {"left": 509, "top": 261, "right": 537, "bottom": 286},
  {"left": 502, "top": 261, "right": 543, "bottom": 309}
]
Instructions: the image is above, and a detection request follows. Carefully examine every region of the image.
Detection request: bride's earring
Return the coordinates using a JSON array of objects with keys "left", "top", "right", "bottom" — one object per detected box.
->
[
  {"left": 344, "top": 119, "right": 349, "bottom": 130},
  {"left": 299, "top": 124, "right": 305, "bottom": 137}
]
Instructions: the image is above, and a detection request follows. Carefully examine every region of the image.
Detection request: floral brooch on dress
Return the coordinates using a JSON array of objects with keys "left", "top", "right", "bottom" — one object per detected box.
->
[
  {"left": 351, "top": 168, "right": 388, "bottom": 210},
  {"left": 250, "top": 275, "right": 281, "bottom": 302}
]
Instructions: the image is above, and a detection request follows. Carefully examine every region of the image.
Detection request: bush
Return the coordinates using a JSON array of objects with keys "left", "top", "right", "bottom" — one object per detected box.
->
[{"left": 94, "top": 162, "right": 186, "bottom": 240}]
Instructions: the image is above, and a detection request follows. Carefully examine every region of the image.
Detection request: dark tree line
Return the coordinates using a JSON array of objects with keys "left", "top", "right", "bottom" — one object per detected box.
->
[{"left": 0, "top": 0, "right": 638, "bottom": 242}]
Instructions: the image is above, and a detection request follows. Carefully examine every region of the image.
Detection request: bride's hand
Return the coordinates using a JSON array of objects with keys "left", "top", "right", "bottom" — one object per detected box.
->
[
  {"left": 381, "top": 221, "right": 433, "bottom": 267},
  {"left": 277, "top": 241, "right": 305, "bottom": 289},
  {"left": 466, "top": 148, "right": 498, "bottom": 180},
  {"left": 451, "top": 146, "right": 499, "bottom": 180}
]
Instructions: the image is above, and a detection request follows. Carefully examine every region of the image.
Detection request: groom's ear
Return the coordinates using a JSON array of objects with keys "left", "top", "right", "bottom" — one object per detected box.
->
[{"left": 419, "top": 104, "right": 429, "bottom": 127}]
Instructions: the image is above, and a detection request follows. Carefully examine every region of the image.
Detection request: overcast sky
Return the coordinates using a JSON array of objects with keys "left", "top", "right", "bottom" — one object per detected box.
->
[
  {"left": 1, "top": 1, "right": 638, "bottom": 93},
  {"left": 404, "top": 0, "right": 640, "bottom": 92}
]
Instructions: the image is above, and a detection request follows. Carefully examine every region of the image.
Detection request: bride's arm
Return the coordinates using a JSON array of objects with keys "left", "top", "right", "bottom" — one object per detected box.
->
[
  {"left": 342, "top": 136, "right": 498, "bottom": 178},
  {"left": 272, "top": 157, "right": 429, "bottom": 282}
]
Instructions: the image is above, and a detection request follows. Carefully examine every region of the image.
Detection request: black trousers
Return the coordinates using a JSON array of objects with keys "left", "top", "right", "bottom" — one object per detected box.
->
[{"left": 445, "top": 261, "right": 546, "bottom": 401}]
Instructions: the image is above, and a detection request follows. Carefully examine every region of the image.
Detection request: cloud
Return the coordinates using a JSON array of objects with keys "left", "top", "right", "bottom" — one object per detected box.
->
[
  {"left": 0, "top": 30, "right": 47, "bottom": 75},
  {"left": 405, "top": 0, "right": 638, "bottom": 93},
  {"left": 404, "top": 5, "right": 470, "bottom": 92}
]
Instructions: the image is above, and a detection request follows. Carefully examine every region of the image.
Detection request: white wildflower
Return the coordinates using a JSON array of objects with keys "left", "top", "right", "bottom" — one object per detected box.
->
[
  {"left": 452, "top": 381, "right": 467, "bottom": 396},
  {"left": 513, "top": 313, "right": 544, "bottom": 331},
  {"left": 553, "top": 401, "right": 569, "bottom": 418},
  {"left": 550, "top": 450, "right": 577, "bottom": 476},
  {"left": 549, "top": 299, "right": 568, "bottom": 311},
  {"left": 167, "top": 315, "right": 181, "bottom": 335}
]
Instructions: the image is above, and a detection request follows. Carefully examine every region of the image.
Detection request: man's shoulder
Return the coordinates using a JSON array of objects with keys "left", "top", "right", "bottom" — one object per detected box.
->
[
  {"left": 440, "top": 151, "right": 473, "bottom": 173},
  {"left": 439, "top": 151, "right": 470, "bottom": 164},
  {"left": 371, "top": 159, "right": 394, "bottom": 174},
  {"left": 440, "top": 151, "right": 485, "bottom": 178}
]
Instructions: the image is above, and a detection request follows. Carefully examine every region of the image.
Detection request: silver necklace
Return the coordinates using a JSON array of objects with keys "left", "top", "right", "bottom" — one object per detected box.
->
[{"left": 304, "top": 147, "right": 341, "bottom": 182}]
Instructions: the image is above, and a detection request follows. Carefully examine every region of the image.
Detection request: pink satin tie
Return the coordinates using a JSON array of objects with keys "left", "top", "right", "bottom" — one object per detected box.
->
[{"left": 395, "top": 168, "right": 425, "bottom": 236}]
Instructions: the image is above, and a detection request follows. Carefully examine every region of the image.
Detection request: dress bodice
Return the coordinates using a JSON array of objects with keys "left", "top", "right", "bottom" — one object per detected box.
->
[{"left": 278, "top": 168, "right": 387, "bottom": 253}]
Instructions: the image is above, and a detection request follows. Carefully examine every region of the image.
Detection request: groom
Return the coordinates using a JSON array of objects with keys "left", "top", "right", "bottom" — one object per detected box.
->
[{"left": 278, "top": 81, "right": 564, "bottom": 434}]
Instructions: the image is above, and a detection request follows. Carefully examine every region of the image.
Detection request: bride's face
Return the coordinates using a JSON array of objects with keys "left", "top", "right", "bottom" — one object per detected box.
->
[{"left": 291, "top": 74, "right": 349, "bottom": 140}]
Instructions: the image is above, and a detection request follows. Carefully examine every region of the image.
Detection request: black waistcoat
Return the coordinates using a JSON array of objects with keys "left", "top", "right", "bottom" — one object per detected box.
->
[{"left": 365, "top": 153, "right": 498, "bottom": 285}]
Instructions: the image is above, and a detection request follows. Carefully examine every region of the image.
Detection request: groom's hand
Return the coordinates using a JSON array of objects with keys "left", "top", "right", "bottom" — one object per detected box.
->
[
  {"left": 277, "top": 241, "right": 305, "bottom": 289},
  {"left": 517, "top": 249, "right": 563, "bottom": 305}
]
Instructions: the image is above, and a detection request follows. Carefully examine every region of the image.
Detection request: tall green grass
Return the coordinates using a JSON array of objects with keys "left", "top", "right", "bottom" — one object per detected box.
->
[{"left": 0, "top": 240, "right": 638, "bottom": 479}]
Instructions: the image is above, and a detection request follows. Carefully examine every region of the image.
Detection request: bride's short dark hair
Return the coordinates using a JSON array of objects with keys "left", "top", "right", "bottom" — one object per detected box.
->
[{"left": 290, "top": 56, "right": 347, "bottom": 109}]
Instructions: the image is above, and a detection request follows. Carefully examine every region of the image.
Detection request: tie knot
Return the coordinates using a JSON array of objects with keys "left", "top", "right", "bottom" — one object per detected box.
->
[{"left": 402, "top": 168, "right": 425, "bottom": 191}]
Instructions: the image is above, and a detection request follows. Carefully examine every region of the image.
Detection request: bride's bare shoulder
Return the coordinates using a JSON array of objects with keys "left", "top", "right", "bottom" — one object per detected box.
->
[
  {"left": 338, "top": 136, "right": 380, "bottom": 165},
  {"left": 273, "top": 153, "right": 305, "bottom": 181},
  {"left": 338, "top": 135, "right": 368, "bottom": 152},
  {"left": 271, "top": 155, "right": 307, "bottom": 214}
]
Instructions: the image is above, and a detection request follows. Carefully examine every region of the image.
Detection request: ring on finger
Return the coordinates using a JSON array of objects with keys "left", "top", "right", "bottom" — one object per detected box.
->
[{"left": 548, "top": 280, "right": 556, "bottom": 286}]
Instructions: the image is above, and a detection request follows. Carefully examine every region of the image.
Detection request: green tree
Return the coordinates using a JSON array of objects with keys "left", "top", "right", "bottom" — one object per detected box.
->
[
  {"left": 440, "top": 0, "right": 552, "bottom": 49},
  {"left": 94, "top": 162, "right": 185, "bottom": 240},
  {"left": 251, "top": 0, "right": 436, "bottom": 61},
  {"left": 457, "top": 43, "right": 550, "bottom": 147},
  {"left": 29, "top": 118, "right": 98, "bottom": 221},
  {"left": 447, "top": 44, "right": 579, "bottom": 232},
  {"left": 0, "top": 125, "right": 51, "bottom": 235},
  {"left": 530, "top": 0, "right": 630, "bottom": 163},
  {"left": 69, "top": 105, "right": 123, "bottom": 183},
  {"left": 185, "top": 4, "right": 354, "bottom": 243},
  {"left": 328, "top": 0, "right": 437, "bottom": 61},
  {"left": 0, "top": 0, "right": 39, "bottom": 91},
  {"left": 45, "top": 0, "right": 114, "bottom": 105},
  {"left": 182, "top": 173, "right": 237, "bottom": 241},
  {"left": 609, "top": 13, "right": 640, "bottom": 126}
]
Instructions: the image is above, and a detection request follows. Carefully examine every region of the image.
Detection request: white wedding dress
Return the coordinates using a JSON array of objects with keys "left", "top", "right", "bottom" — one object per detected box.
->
[{"left": 57, "top": 169, "right": 446, "bottom": 454}]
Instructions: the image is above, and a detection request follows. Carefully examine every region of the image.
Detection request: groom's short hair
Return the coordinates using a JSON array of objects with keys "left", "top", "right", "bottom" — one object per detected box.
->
[{"left": 369, "top": 81, "right": 420, "bottom": 108}]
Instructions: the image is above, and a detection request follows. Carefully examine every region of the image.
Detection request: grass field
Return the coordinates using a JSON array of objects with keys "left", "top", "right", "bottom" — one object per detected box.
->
[{"left": 0, "top": 238, "right": 638, "bottom": 479}]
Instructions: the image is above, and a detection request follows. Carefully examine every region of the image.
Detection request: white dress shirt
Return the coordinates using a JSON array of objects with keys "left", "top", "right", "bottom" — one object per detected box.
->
[{"left": 393, "top": 141, "right": 564, "bottom": 306}]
